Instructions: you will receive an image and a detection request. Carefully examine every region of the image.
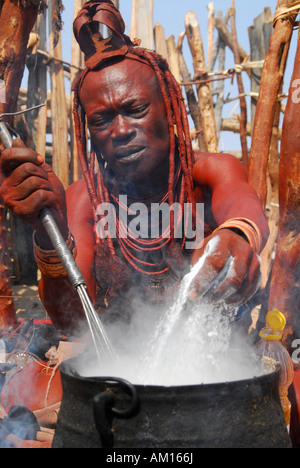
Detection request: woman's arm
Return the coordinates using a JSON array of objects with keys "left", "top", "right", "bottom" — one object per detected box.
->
[
  {"left": 193, "top": 152, "right": 269, "bottom": 249},
  {"left": 38, "top": 179, "right": 96, "bottom": 336}
]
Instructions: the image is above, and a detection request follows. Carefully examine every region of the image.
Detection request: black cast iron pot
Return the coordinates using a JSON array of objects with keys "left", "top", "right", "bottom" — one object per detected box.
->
[{"left": 52, "top": 355, "right": 292, "bottom": 449}]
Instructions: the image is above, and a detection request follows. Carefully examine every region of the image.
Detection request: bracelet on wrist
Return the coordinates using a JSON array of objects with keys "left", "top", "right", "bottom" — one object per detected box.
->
[
  {"left": 213, "top": 218, "right": 263, "bottom": 254},
  {"left": 33, "top": 231, "right": 77, "bottom": 278}
]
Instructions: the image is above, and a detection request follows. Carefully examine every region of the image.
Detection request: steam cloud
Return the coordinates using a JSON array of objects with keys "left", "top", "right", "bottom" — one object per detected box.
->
[{"left": 77, "top": 237, "right": 263, "bottom": 386}]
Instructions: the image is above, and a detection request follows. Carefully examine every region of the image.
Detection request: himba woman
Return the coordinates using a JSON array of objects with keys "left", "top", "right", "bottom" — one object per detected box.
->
[{"left": 0, "top": 0, "right": 268, "bottom": 337}]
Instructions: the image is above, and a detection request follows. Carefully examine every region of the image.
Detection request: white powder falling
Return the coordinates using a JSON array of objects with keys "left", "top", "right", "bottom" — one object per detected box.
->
[{"left": 79, "top": 237, "right": 262, "bottom": 386}]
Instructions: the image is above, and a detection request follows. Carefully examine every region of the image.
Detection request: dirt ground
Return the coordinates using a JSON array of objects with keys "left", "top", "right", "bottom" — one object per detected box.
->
[{"left": 12, "top": 284, "right": 49, "bottom": 322}]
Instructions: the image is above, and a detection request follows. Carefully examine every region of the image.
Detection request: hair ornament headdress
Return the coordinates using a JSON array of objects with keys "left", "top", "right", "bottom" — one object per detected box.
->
[{"left": 73, "top": 0, "right": 144, "bottom": 70}]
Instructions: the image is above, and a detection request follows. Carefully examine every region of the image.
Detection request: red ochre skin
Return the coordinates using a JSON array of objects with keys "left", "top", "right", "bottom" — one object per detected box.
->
[{"left": 0, "top": 59, "right": 269, "bottom": 336}]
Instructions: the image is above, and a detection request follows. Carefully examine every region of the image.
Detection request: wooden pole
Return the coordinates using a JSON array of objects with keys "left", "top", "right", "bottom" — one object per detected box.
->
[
  {"left": 148, "top": 0, "right": 154, "bottom": 50},
  {"left": 26, "top": 12, "right": 48, "bottom": 157},
  {"left": 0, "top": 0, "right": 42, "bottom": 329},
  {"left": 35, "top": 66, "right": 48, "bottom": 157},
  {"left": 214, "top": 13, "right": 249, "bottom": 69},
  {"left": 259, "top": 99, "right": 280, "bottom": 290},
  {"left": 48, "top": 0, "right": 69, "bottom": 189},
  {"left": 70, "top": 0, "right": 85, "bottom": 183},
  {"left": 267, "top": 24, "right": 300, "bottom": 350},
  {"left": 229, "top": 0, "right": 248, "bottom": 170},
  {"left": 0, "top": 1, "right": 41, "bottom": 118},
  {"left": 248, "top": 8, "right": 273, "bottom": 130},
  {"left": 212, "top": 11, "right": 227, "bottom": 141},
  {"left": 214, "top": 37, "right": 226, "bottom": 141},
  {"left": 248, "top": 0, "right": 297, "bottom": 207},
  {"left": 177, "top": 32, "right": 207, "bottom": 152},
  {"left": 185, "top": 11, "right": 219, "bottom": 153},
  {"left": 136, "top": 0, "right": 149, "bottom": 48},
  {"left": 207, "top": 2, "right": 215, "bottom": 70},
  {"left": 131, "top": 0, "right": 152, "bottom": 49},
  {"left": 221, "top": 117, "right": 253, "bottom": 137},
  {"left": 154, "top": 23, "right": 168, "bottom": 61},
  {"left": 130, "top": 0, "right": 138, "bottom": 42},
  {"left": 166, "top": 35, "right": 180, "bottom": 83}
]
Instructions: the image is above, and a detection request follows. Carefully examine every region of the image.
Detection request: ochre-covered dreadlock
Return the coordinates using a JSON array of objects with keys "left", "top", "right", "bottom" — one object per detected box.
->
[{"left": 72, "top": 0, "right": 196, "bottom": 303}]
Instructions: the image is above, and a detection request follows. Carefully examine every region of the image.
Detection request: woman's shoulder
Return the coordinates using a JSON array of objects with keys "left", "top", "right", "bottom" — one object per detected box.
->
[
  {"left": 66, "top": 179, "right": 94, "bottom": 221},
  {"left": 193, "top": 151, "right": 246, "bottom": 187}
]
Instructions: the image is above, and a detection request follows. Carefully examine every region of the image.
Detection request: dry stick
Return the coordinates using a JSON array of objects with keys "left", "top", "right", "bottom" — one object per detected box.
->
[
  {"left": 177, "top": 32, "right": 207, "bottom": 152},
  {"left": 248, "top": 7, "right": 273, "bottom": 131},
  {"left": 136, "top": 0, "right": 150, "bottom": 49},
  {"left": 148, "top": 0, "right": 154, "bottom": 50},
  {"left": 130, "top": 0, "right": 152, "bottom": 49},
  {"left": 212, "top": 16, "right": 226, "bottom": 140},
  {"left": 70, "top": 0, "right": 85, "bottom": 183},
  {"left": 207, "top": 2, "right": 215, "bottom": 71},
  {"left": 257, "top": 33, "right": 282, "bottom": 297},
  {"left": 154, "top": 23, "right": 169, "bottom": 62},
  {"left": 221, "top": 116, "right": 275, "bottom": 139},
  {"left": 111, "top": 0, "right": 119, "bottom": 9},
  {"left": 130, "top": 0, "right": 138, "bottom": 41},
  {"left": 166, "top": 35, "right": 181, "bottom": 83},
  {"left": 48, "top": 0, "right": 69, "bottom": 189},
  {"left": 185, "top": 11, "right": 219, "bottom": 153},
  {"left": 214, "top": 13, "right": 250, "bottom": 78},
  {"left": 229, "top": 1, "right": 248, "bottom": 171},
  {"left": 247, "top": 0, "right": 297, "bottom": 207},
  {"left": 268, "top": 20, "right": 300, "bottom": 350},
  {"left": 26, "top": 12, "right": 47, "bottom": 159},
  {"left": 206, "top": 25, "right": 223, "bottom": 141},
  {"left": 259, "top": 99, "right": 281, "bottom": 290},
  {"left": 209, "top": 31, "right": 220, "bottom": 74},
  {"left": 180, "top": 74, "right": 233, "bottom": 86}
]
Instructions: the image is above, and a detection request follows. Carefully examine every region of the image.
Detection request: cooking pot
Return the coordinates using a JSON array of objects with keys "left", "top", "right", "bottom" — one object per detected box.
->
[{"left": 52, "top": 354, "right": 292, "bottom": 448}]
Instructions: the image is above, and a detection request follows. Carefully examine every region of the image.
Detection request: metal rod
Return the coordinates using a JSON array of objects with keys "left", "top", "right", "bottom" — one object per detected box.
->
[
  {"left": 77, "top": 285, "right": 116, "bottom": 361},
  {"left": 0, "top": 116, "right": 115, "bottom": 363},
  {"left": 0, "top": 103, "right": 45, "bottom": 119},
  {"left": 39, "top": 207, "right": 86, "bottom": 289},
  {"left": 0, "top": 121, "right": 15, "bottom": 149}
]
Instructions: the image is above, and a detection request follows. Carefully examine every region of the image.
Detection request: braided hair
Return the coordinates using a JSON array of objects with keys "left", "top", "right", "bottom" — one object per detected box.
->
[{"left": 72, "top": 1, "right": 196, "bottom": 304}]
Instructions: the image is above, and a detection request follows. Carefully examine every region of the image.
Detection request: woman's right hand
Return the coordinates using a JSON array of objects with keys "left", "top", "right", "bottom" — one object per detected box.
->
[{"left": 0, "top": 139, "right": 68, "bottom": 248}]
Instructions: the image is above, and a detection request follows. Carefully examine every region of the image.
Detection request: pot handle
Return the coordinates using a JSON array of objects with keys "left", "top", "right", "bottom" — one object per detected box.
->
[
  {"left": 93, "top": 390, "right": 115, "bottom": 448},
  {"left": 93, "top": 377, "right": 139, "bottom": 448}
]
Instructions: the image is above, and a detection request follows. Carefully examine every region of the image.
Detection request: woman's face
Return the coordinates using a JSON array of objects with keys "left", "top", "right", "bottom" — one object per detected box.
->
[{"left": 79, "top": 58, "right": 170, "bottom": 183}]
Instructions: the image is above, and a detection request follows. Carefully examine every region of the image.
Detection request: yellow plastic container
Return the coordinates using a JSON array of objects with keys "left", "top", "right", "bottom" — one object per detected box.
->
[{"left": 254, "top": 309, "right": 294, "bottom": 431}]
